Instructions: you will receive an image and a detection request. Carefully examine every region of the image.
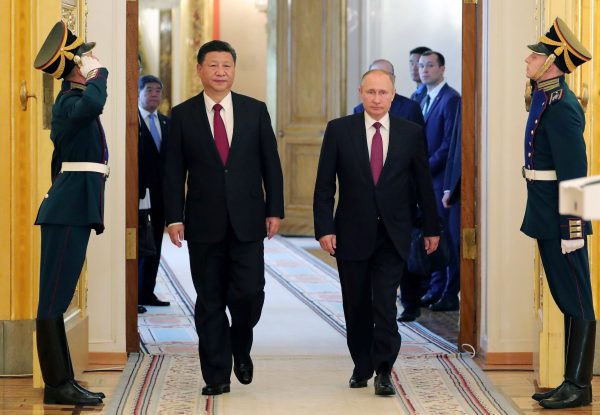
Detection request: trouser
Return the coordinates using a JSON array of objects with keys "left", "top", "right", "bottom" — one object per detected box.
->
[
  {"left": 138, "top": 209, "right": 165, "bottom": 301},
  {"left": 187, "top": 222, "right": 265, "bottom": 385},
  {"left": 336, "top": 220, "right": 404, "bottom": 378}
]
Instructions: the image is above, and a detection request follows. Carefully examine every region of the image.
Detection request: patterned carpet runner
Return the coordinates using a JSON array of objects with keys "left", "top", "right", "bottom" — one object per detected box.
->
[{"left": 105, "top": 236, "right": 519, "bottom": 415}]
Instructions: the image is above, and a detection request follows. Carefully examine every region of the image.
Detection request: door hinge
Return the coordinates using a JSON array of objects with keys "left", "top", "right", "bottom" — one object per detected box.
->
[
  {"left": 462, "top": 227, "right": 477, "bottom": 260},
  {"left": 126, "top": 227, "right": 137, "bottom": 260}
]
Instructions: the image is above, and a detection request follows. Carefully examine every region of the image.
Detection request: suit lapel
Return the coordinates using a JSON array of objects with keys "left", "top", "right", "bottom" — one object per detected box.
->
[
  {"left": 425, "top": 84, "right": 447, "bottom": 121},
  {"left": 352, "top": 114, "right": 373, "bottom": 184},
  {"left": 138, "top": 110, "right": 159, "bottom": 155},
  {"left": 227, "top": 92, "right": 241, "bottom": 167},
  {"left": 195, "top": 92, "right": 224, "bottom": 164}
]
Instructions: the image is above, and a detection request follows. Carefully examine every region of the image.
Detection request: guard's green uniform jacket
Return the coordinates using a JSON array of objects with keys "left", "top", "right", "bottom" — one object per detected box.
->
[
  {"left": 35, "top": 68, "right": 109, "bottom": 234},
  {"left": 520, "top": 76, "right": 592, "bottom": 240}
]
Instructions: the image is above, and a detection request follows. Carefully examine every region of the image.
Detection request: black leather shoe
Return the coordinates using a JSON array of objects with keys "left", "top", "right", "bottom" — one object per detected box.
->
[
  {"left": 397, "top": 308, "right": 421, "bottom": 322},
  {"left": 420, "top": 293, "right": 438, "bottom": 308},
  {"left": 73, "top": 381, "right": 106, "bottom": 399},
  {"left": 138, "top": 305, "right": 147, "bottom": 313},
  {"left": 139, "top": 297, "right": 170, "bottom": 306},
  {"left": 201, "top": 383, "right": 231, "bottom": 396},
  {"left": 429, "top": 296, "right": 459, "bottom": 312},
  {"left": 44, "top": 380, "right": 103, "bottom": 405},
  {"left": 539, "top": 382, "right": 592, "bottom": 409},
  {"left": 349, "top": 376, "right": 368, "bottom": 388},
  {"left": 374, "top": 372, "right": 395, "bottom": 396},
  {"left": 233, "top": 359, "right": 253, "bottom": 385},
  {"left": 532, "top": 382, "right": 563, "bottom": 401}
]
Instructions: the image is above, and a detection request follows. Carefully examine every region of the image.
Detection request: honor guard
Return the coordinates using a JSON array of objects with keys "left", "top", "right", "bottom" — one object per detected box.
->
[
  {"left": 521, "top": 17, "right": 595, "bottom": 409},
  {"left": 33, "top": 20, "right": 108, "bottom": 406}
]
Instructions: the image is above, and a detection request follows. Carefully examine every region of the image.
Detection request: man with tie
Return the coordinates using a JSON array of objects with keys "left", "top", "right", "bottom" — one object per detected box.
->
[
  {"left": 353, "top": 59, "right": 424, "bottom": 126},
  {"left": 409, "top": 46, "right": 431, "bottom": 103},
  {"left": 138, "top": 75, "right": 170, "bottom": 311},
  {"left": 314, "top": 69, "right": 439, "bottom": 396},
  {"left": 417, "top": 51, "right": 462, "bottom": 312},
  {"left": 163, "top": 40, "right": 284, "bottom": 395}
]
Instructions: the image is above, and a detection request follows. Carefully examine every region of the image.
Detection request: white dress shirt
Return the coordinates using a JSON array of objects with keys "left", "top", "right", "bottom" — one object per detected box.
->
[
  {"left": 138, "top": 106, "right": 162, "bottom": 141},
  {"left": 203, "top": 92, "right": 234, "bottom": 145},
  {"left": 364, "top": 112, "right": 391, "bottom": 165},
  {"left": 423, "top": 80, "right": 447, "bottom": 111}
]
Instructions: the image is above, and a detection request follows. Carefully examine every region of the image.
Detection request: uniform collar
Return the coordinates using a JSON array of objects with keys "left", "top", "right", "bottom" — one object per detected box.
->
[
  {"left": 61, "top": 79, "right": 86, "bottom": 92},
  {"left": 536, "top": 75, "right": 565, "bottom": 92}
]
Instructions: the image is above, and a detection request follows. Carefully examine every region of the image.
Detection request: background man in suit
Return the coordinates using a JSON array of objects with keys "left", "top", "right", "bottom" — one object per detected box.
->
[
  {"left": 522, "top": 18, "right": 594, "bottom": 410},
  {"left": 314, "top": 69, "right": 439, "bottom": 396},
  {"left": 33, "top": 21, "right": 107, "bottom": 406},
  {"left": 409, "top": 46, "right": 432, "bottom": 103},
  {"left": 163, "top": 40, "right": 284, "bottom": 396},
  {"left": 138, "top": 75, "right": 170, "bottom": 312},
  {"left": 353, "top": 59, "right": 424, "bottom": 125},
  {"left": 418, "top": 51, "right": 462, "bottom": 312}
]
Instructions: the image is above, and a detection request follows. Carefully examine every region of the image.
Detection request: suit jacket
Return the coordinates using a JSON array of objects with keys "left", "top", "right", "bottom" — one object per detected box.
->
[
  {"left": 313, "top": 113, "right": 439, "bottom": 261},
  {"left": 443, "top": 105, "right": 461, "bottom": 204},
  {"left": 163, "top": 91, "right": 284, "bottom": 243},
  {"left": 422, "top": 83, "right": 461, "bottom": 192},
  {"left": 353, "top": 93, "right": 424, "bottom": 126},
  {"left": 139, "top": 110, "right": 168, "bottom": 222},
  {"left": 520, "top": 76, "right": 592, "bottom": 240},
  {"left": 411, "top": 84, "right": 428, "bottom": 104},
  {"left": 35, "top": 68, "right": 109, "bottom": 234}
]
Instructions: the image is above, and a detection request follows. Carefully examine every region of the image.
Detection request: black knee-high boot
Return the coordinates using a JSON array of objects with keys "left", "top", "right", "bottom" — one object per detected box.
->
[
  {"left": 539, "top": 318, "right": 595, "bottom": 409},
  {"left": 532, "top": 315, "right": 572, "bottom": 401},
  {"left": 56, "top": 318, "right": 106, "bottom": 399},
  {"left": 36, "top": 317, "right": 102, "bottom": 405}
]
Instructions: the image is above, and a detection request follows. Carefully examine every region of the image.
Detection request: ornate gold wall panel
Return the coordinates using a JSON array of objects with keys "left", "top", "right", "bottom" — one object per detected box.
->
[
  {"left": 277, "top": 0, "right": 346, "bottom": 235},
  {"left": 180, "top": 0, "right": 212, "bottom": 100}
]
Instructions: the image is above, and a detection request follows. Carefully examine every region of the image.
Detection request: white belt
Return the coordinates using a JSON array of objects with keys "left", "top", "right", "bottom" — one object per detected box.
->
[
  {"left": 522, "top": 167, "right": 557, "bottom": 181},
  {"left": 61, "top": 162, "right": 110, "bottom": 177}
]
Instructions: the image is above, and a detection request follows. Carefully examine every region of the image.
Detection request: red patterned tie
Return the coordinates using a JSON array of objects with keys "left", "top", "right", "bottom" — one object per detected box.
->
[
  {"left": 213, "top": 103, "right": 229, "bottom": 165},
  {"left": 371, "top": 122, "right": 383, "bottom": 184}
]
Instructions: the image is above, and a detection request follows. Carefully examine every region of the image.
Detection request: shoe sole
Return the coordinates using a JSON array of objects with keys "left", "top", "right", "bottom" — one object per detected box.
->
[{"left": 201, "top": 386, "right": 230, "bottom": 396}]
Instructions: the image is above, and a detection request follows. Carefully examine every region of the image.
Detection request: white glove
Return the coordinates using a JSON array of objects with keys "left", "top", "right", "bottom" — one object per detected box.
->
[
  {"left": 561, "top": 239, "right": 584, "bottom": 254},
  {"left": 79, "top": 54, "right": 103, "bottom": 79}
]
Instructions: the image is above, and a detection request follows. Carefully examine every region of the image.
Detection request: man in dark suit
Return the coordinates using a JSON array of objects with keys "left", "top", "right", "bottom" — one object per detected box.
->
[
  {"left": 33, "top": 21, "right": 107, "bottom": 406},
  {"left": 138, "top": 75, "right": 170, "bottom": 311},
  {"left": 352, "top": 59, "right": 425, "bottom": 322},
  {"left": 163, "top": 40, "right": 284, "bottom": 396},
  {"left": 522, "top": 18, "right": 594, "bottom": 410},
  {"left": 417, "top": 51, "right": 462, "bottom": 311},
  {"left": 353, "top": 59, "right": 424, "bottom": 126},
  {"left": 314, "top": 69, "right": 439, "bottom": 396},
  {"left": 409, "top": 46, "right": 431, "bottom": 103},
  {"left": 439, "top": 105, "right": 462, "bottom": 310}
]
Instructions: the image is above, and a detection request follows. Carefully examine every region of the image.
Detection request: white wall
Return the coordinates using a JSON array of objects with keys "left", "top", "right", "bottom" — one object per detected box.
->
[
  {"left": 347, "top": 0, "right": 462, "bottom": 112},
  {"left": 480, "top": 0, "right": 536, "bottom": 354},
  {"left": 86, "top": 0, "right": 127, "bottom": 353}
]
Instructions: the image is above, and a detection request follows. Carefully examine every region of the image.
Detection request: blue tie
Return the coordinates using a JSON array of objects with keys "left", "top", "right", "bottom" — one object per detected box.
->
[
  {"left": 422, "top": 95, "right": 431, "bottom": 117},
  {"left": 148, "top": 113, "right": 161, "bottom": 151}
]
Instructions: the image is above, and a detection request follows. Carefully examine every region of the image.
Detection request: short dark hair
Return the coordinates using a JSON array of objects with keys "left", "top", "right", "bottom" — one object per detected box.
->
[
  {"left": 410, "top": 46, "right": 431, "bottom": 56},
  {"left": 421, "top": 50, "right": 445, "bottom": 67},
  {"left": 138, "top": 75, "right": 162, "bottom": 90},
  {"left": 197, "top": 40, "right": 237, "bottom": 64}
]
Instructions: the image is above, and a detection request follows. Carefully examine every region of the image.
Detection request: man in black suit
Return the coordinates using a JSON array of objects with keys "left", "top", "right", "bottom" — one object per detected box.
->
[
  {"left": 163, "top": 40, "right": 284, "bottom": 396},
  {"left": 138, "top": 75, "right": 170, "bottom": 311},
  {"left": 313, "top": 70, "right": 439, "bottom": 396}
]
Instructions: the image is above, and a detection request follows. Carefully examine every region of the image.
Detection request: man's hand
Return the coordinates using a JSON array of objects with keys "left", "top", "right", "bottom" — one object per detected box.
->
[
  {"left": 266, "top": 217, "right": 281, "bottom": 239},
  {"left": 319, "top": 234, "right": 336, "bottom": 255},
  {"left": 424, "top": 236, "right": 440, "bottom": 255},
  {"left": 442, "top": 191, "right": 451, "bottom": 209},
  {"left": 79, "top": 53, "right": 103, "bottom": 78},
  {"left": 561, "top": 238, "right": 584, "bottom": 254},
  {"left": 167, "top": 224, "right": 184, "bottom": 248}
]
